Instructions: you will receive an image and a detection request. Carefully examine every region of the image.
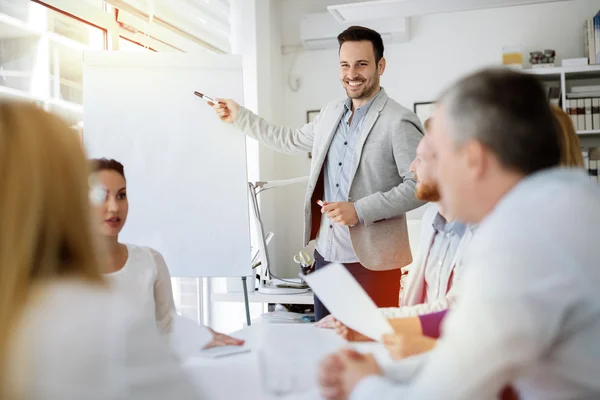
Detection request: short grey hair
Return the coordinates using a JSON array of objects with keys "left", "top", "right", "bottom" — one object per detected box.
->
[{"left": 437, "top": 68, "right": 561, "bottom": 175}]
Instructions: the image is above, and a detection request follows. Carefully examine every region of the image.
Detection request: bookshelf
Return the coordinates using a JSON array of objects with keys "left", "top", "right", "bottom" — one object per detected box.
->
[
  {"left": 523, "top": 65, "right": 600, "bottom": 139},
  {"left": 525, "top": 64, "right": 600, "bottom": 77}
]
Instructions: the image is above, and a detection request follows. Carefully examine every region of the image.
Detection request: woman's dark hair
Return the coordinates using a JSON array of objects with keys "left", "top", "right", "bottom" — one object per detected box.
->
[
  {"left": 90, "top": 158, "right": 125, "bottom": 179},
  {"left": 337, "top": 26, "right": 384, "bottom": 64}
]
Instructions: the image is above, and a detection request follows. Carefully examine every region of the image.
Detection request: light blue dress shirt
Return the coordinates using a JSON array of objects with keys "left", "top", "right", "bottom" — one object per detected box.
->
[
  {"left": 423, "top": 213, "right": 467, "bottom": 303},
  {"left": 315, "top": 90, "right": 381, "bottom": 263}
]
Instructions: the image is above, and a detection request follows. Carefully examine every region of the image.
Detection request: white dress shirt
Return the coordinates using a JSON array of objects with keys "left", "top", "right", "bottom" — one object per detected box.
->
[
  {"left": 352, "top": 168, "right": 600, "bottom": 399},
  {"left": 7, "top": 279, "right": 203, "bottom": 400}
]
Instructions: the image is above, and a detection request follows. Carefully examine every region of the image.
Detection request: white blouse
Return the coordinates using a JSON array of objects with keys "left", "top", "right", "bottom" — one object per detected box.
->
[
  {"left": 105, "top": 244, "right": 176, "bottom": 334},
  {"left": 7, "top": 279, "right": 203, "bottom": 399}
]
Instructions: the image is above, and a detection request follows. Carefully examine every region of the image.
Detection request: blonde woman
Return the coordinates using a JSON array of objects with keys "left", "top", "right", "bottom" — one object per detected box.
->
[
  {"left": 551, "top": 104, "right": 584, "bottom": 168},
  {"left": 0, "top": 102, "right": 202, "bottom": 399}
]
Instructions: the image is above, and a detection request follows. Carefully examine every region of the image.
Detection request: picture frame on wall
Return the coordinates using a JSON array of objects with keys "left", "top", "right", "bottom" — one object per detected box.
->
[
  {"left": 306, "top": 109, "right": 320, "bottom": 123},
  {"left": 413, "top": 101, "right": 435, "bottom": 126},
  {"left": 306, "top": 109, "right": 320, "bottom": 159}
]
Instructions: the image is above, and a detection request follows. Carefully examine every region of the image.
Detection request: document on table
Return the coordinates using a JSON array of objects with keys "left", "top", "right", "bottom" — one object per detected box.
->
[{"left": 302, "top": 263, "right": 394, "bottom": 341}]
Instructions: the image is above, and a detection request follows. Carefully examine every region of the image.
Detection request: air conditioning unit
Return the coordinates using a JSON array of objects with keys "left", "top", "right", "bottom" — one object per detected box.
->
[{"left": 300, "top": 12, "right": 409, "bottom": 51}]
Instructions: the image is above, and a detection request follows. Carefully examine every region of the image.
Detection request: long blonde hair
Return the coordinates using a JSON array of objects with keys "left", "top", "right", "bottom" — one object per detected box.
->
[
  {"left": 551, "top": 104, "right": 584, "bottom": 167},
  {"left": 0, "top": 102, "right": 104, "bottom": 394}
]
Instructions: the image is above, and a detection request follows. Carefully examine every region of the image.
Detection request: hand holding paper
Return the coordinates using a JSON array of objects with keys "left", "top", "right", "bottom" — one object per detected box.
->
[{"left": 302, "top": 263, "right": 393, "bottom": 341}]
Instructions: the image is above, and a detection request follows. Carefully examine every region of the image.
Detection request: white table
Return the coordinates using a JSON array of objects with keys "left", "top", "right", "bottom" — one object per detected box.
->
[
  {"left": 211, "top": 290, "right": 314, "bottom": 305},
  {"left": 183, "top": 323, "right": 391, "bottom": 400}
]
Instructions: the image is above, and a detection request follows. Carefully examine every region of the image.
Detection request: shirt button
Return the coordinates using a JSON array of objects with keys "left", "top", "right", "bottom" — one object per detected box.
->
[
  {"left": 336, "top": 183, "right": 339, "bottom": 187},
  {"left": 330, "top": 225, "right": 333, "bottom": 229},
  {"left": 344, "top": 141, "right": 348, "bottom": 145},
  {"left": 338, "top": 162, "right": 342, "bottom": 166}
]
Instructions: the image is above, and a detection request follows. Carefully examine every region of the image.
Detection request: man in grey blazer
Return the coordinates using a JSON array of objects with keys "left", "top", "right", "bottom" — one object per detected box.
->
[{"left": 209, "top": 26, "right": 425, "bottom": 321}]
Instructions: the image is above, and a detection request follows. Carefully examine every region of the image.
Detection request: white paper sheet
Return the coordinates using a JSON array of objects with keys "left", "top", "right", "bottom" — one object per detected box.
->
[{"left": 302, "top": 263, "right": 394, "bottom": 341}]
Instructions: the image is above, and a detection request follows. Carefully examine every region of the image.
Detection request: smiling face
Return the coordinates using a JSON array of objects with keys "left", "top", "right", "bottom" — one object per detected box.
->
[
  {"left": 93, "top": 169, "right": 128, "bottom": 237},
  {"left": 339, "top": 40, "right": 385, "bottom": 103}
]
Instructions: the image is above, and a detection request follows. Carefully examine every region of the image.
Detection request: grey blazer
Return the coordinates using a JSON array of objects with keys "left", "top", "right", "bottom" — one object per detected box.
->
[{"left": 233, "top": 88, "right": 425, "bottom": 271}]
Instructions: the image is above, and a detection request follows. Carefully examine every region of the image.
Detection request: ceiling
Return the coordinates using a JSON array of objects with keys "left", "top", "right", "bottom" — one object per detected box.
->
[
  {"left": 326, "top": 0, "right": 572, "bottom": 22},
  {"left": 108, "top": 0, "right": 231, "bottom": 52}
]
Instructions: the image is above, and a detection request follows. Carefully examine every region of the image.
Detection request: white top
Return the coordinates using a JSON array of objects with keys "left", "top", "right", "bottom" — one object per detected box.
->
[
  {"left": 105, "top": 244, "right": 175, "bottom": 334},
  {"left": 352, "top": 168, "right": 600, "bottom": 399},
  {"left": 7, "top": 279, "right": 203, "bottom": 400}
]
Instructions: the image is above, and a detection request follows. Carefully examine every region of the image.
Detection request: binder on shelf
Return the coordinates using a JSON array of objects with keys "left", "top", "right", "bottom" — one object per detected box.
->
[
  {"left": 589, "top": 148, "right": 600, "bottom": 184},
  {"left": 547, "top": 86, "right": 561, "bottom": 106},
  {"left": 593, "top": 98, "right": 600, "bottom": 130},
  {"left": 585, "top": 98, "right": 593, "bottom": 130},
  {"left": 567, "top": 100, "right": 578, "bottom": 130},
  {"left": 589, "top": 159, "right": 598, "bottom": 183},
  {"left": 586, "top": 18, "right": 595, "bottom": 65},
  {"left": 577, "top": 99, "right": 586, "bottom": 131},
  {"left": 595, "top": 13, "right": 600, "bottom": 64}
]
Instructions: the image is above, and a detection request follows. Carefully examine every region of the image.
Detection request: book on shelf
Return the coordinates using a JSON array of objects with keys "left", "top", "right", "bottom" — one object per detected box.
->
[
  {"left": 577, "top": 99, "right": 586, "bottom": 130},
  {"left": 593, "top": 98, "right": 600, "bottom": 130},
  {"left": 567, "top": 99, "right": 578, "bottom": 130},
  {"left": 585, "top": 18, "right": 595, "bottom": 64},
  {"left": 590, "top": 159, "right": 598, "bottom": 183},
  {"left": 583, "top": 10, "right": 600, "bottom": 64},
  {"left": 595, "top": 12, "right": 600, "bottom": 64},
  {"left": 589, "top": 148, "right": 600, "bottom": 184},
  {"left": 547, "top": 86, "right": 561, "bottom": 106},
  {"left": 566, "top": 97, "right": 600, "bottom": 131},
  {"left": 585, "top": 98, "right": 593, "bottom": 130}
]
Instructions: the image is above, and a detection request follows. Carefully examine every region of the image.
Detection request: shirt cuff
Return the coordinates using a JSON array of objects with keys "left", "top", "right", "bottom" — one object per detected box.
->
[
  {"left": 350, "top": 375, "right": 404, "bottom": 400},
  {"left": 354, "top": 202, "right": 364, "bottom": 224},
  {"left": 380, "top": 307, "right": 407, "bottom": 319}
]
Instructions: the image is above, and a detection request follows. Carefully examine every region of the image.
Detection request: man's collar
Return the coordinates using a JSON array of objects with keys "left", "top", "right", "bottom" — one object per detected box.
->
[
  {"left": 432, "top": 212, "right": 467, "bottom": 238},
  {"left": 344, "top": 87, "right": 383, "bottom": 113}
]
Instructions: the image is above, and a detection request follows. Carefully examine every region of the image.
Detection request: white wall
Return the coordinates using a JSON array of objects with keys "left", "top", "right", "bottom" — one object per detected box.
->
[
  {"left": 210, "top": 0, "right": 286, "bottom": 333},
  {"left": 264, "top": 0, "right": 600, "bottom": 278}
]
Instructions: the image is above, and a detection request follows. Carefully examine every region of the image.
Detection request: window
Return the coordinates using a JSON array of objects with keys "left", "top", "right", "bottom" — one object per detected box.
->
[
  {"left": 118, "top": 36, "right": 155, "bottom": 51},
  {"left": 46, "top": 6, "right": 106, "bottom": 108},
  {"left": 0, "top": 2, "right": 107, "bottom": 126}
]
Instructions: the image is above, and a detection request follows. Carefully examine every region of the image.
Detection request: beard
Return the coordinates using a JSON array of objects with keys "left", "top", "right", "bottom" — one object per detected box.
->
[
  {"left": 343, "top": 72, "right": 379, "bottom": 100},
  {"left": 414, "top": 171, "right": 441, "bottom": 202},
  {"left": 416, "top": 181, "right": 441, "bottom": 202}
]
